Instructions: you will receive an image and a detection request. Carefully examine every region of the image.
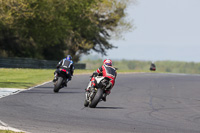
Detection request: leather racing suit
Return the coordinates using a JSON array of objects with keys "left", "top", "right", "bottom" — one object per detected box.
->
[{"left": 86, "top": 64, "right": 117, "bottom": 94}]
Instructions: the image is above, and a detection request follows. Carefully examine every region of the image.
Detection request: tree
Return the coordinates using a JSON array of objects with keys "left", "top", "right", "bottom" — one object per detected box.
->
[
  {"left": 65, "top": 0, "right": 133, "bottom": 61},
  {"left": 0, "top": 0, "right": 133, "bottom": 62}
]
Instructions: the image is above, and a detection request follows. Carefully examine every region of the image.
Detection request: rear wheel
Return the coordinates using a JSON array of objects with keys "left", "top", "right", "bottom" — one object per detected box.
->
[
  {"left": 89, "top": 89, "right": 103, "bottom": 108},
  {"left": 54, "top": 77, "right": 63, "bottom": 93}
]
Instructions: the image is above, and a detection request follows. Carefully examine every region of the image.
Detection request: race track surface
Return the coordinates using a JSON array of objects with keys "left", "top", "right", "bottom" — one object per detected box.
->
[{"left": 0, "top": 73, "right": 200, "bottom": 133}]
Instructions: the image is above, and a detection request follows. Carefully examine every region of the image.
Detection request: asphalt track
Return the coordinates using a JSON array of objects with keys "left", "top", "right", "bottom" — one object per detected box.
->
[{"left": 0, "top": 73, "right": 200, "bottom": 133}]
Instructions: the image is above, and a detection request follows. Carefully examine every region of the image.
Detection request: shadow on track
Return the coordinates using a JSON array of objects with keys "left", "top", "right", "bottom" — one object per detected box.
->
[
  {"left": 21, "top": 90, "right": 82, "bottom": 94},
  {"left": 39, "top": 86, "right": 81, "bottom": 90},
  {"left": 95, "top": 107, "right": 124, "bottom": 109}
]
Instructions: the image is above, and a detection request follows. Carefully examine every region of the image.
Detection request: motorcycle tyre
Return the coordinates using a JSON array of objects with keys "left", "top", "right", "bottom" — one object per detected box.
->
[
  {"left": 54, "top": 77, "right": 63, "bottom": 93},
  {"left": 89, "top": 89, "right": 103, "bottom": 108}
]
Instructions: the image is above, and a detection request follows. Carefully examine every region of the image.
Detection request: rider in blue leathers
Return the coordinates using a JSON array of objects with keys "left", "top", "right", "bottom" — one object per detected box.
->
[{"left": 53, "top": 55, "right": 74, "bottom": 82}]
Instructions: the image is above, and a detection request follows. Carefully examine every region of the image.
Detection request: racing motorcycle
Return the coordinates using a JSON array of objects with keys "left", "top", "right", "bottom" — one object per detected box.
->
[
  {"left": 53, "top": 68, "right": 71, "bottom": 93},
  {"left": 84, "top": 76, "right": 111, "bottom": 108}
]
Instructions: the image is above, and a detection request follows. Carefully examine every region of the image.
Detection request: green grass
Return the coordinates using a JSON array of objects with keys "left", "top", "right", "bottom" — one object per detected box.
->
[
  {"left": 0, "top": 68, "right": 96, "bottom": 89},
  {"left": 0, "top": 68, "right": 149, "bottom": 89},
  {"left": 0, "top": 130, "right": 23, "bottom": 133},
  {"left": 116, "top": 69, "right": 152, "bottom": 73},
  {"left": 74, "top": 69, "right": 95, "bottom": 74},
  {"left": 0, "top": 68, "right": 55, "bottom": 89}
]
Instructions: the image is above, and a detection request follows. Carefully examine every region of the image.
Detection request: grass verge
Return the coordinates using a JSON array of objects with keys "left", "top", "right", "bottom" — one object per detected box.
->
[
  {"left": 0, "top": 68, "right": 150, "bottom": 89},
  {"left": 0, "top": 68, "right": 96, "bottom": 89},
  {"left": 0, "top": 130, "right": 23, "bottom": 133},
  {"left": 0, "top": 68, "right": 54, "bottom": 89}
]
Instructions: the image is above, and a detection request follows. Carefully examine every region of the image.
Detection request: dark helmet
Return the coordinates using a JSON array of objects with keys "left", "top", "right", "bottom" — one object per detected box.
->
[{"left": 66, "top": 55, "right": 72, "bottom": 60}]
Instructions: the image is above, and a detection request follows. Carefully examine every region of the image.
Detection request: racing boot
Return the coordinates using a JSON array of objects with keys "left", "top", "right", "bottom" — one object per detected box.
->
[
  {"left": 53, "top": 73, "right": 58, "bottom": 82},
  {"left": 102, "top": 94, "right": 107, "bottom": 101},
  {"left": 64, "top": 81, "right": 67, "bottom": 87},
  {"left": 102, "top": 90, "right": 110, "bottom": 102}
]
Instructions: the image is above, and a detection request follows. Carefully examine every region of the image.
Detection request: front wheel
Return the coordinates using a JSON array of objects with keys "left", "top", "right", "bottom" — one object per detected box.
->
[
  {"left": 89, "top": 89, "right": 104, "bottom": 108},
  {"left": 54, "top": 77, "right": 63, "bottom": 93},
  {"left": 84, "top": 100, "right": 89, "bottom": 107}
]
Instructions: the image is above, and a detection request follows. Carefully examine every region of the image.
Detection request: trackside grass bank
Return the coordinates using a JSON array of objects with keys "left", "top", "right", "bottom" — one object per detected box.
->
[
  {"left": 0, "top": 68, "right": 151, "bottom": 89},
  {"left": 0, "top": 130, "right": 23, "bottom": 133},
  {"left": 0, "top": 68, "right": 55, "bottom": 89},
  {"left": 0, "top": 68, "right": 94, "bottom": 89}
]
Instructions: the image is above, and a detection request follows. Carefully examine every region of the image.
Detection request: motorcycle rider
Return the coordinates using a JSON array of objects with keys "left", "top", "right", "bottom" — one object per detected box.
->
[
  {"left": 53, "top": 55, "right": 74, "bottom": 84},
  {"left": 150, "top": 62, "right": 156, "bottom": 71},
  {"left": 86, "top": 59, "right": 117, "bottom": 101}
]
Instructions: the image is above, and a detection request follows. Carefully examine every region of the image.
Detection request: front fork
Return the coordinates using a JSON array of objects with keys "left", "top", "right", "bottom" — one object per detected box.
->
[
  {"left": 86, "top": 81, "right": 92, "bottom": 91},
  {"left": 85, "top": 88, "right": 97, "bottom": 102},
  {"left": 85, "top": 81, "right": 92, "bottom": 101}
]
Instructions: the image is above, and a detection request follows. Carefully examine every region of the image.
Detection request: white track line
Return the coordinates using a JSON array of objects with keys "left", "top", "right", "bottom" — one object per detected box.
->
[
  {"left": 0, "top": 120, "right": 27, "bottom": 132},
  {"left": 0, "top": 81, "right": 51, "bottom": 132}
]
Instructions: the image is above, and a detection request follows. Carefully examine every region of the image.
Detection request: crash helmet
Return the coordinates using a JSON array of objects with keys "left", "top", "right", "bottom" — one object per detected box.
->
[
  {"left": 103, "top": 59, "right": 112, "bottom": 66},
  {"left": 66, "top": 55, "right": 72, "bottom": 60}
]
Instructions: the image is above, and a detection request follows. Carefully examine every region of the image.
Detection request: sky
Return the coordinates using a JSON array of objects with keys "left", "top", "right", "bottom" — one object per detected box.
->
[{"left": 102, "top": 0, "right": 200, "bottom": 62}]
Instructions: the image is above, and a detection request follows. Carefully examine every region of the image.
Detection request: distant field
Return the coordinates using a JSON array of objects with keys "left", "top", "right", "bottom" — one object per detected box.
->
[{"left": 80, "top": 59, "right": 200, "bottom": 74}]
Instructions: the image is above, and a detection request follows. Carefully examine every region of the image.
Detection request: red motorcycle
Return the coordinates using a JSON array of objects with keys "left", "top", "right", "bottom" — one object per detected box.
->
[{"left": 84, "top": 76, "right": 111, "bottom": 108}]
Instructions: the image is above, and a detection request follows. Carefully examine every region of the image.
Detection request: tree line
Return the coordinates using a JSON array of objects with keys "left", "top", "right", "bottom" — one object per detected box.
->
[{"left": 0, "top": 0, "right": 133, "bottom": 62}]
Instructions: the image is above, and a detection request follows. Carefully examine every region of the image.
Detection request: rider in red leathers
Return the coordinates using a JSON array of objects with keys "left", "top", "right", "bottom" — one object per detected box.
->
[{"left": 86, "top": 59, "right": 117, "bottom": 101}]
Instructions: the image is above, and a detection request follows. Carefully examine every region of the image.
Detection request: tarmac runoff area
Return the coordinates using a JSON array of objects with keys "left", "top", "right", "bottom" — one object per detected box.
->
[
  {"left": 0, "top": 88, "right": 23, "bottom": 99},
  {"left": 0, "top": 83, "right": 50, "bottom": 132},
  {"left": 0, "top": 81, "right": 50, "bottom": 99},
  {"left": 0, "top": 120, "right": 25, "bottom": 132},
  {"left": 0, "top": 82, "right": 50, "bottom": 132},
  {"left": 0, "top": 88, "right": 25, "bottom": 132}
]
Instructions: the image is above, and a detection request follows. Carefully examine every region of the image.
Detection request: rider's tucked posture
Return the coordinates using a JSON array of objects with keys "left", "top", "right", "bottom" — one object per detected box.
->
[
  {"left": 86, "top": 59, "right": 117, "bottom": 101},
  {"left": 53, "top": 55, "right": 74, "bottom": 83}
]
